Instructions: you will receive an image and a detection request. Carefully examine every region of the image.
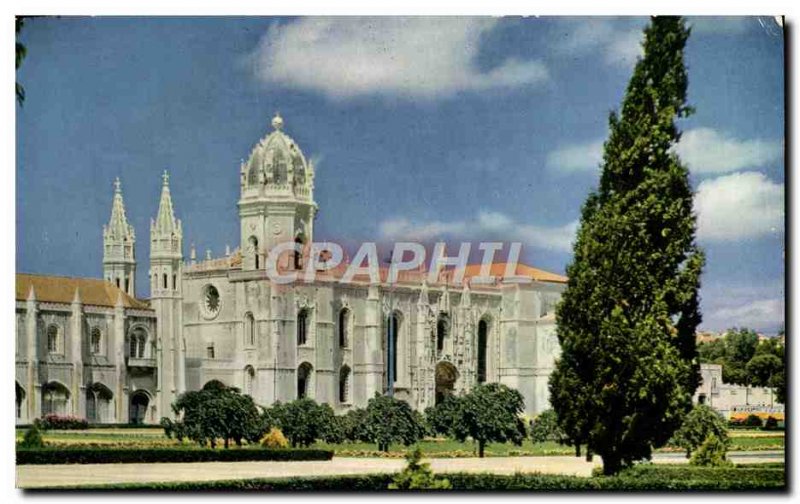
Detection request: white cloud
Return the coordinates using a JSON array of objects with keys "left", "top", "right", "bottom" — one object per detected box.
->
[
  {"left": 705, "top": 298, "right": 784, "bottom": 333},
  {"left": 546, "top": 139, "right": 604, "bottom": 174},
  {"left": 247, "top": 17, "right": 549, "bottom": 99},
  {"left": 380, "top": 210, "right": 578, "bottom": 253},
  {"left": 687, "top": 17, "right": 753, "bottom": 35},
  {"left": 695, "top": 171, "right": 784, "bottom": 241},
  {"left": 555, "top": 18, "right": 644, "bottom": 68},
  {"left": 675, "top": 128, "right": 782, "bottom": 174}
]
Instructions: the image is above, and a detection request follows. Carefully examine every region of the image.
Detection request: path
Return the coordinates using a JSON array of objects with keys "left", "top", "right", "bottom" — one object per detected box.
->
[{"left": 16, "top": 451, "right": 784, "bottom": 489}]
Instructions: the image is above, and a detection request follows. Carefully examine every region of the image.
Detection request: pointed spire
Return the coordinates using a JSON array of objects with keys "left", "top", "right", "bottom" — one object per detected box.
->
[
  {"left": 26, "top": 284, "right": 36, "bottom": 303},
  {"left": 461, "top": 279, "right": 471, "bottom": 307},
  {"left": 72, "top": 286, "right": 82, "bottom": 305},
  {"left": 418, "top": 279, "right": 429, "bottom": 306},
  {"left": 106, "top": 177, "right": 134, "bottom": 241},
  {"left": 153, "top": 170, "right": 180, "bottom": 237}
]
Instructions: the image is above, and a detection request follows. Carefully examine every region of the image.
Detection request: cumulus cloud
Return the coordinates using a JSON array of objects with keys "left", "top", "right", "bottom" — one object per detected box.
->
[
  {"left": 705, "top": 298, "right": 784, "bottom": 333},
  {"left": 695, "top": 171, "right": 784, "bottom": 241},
  {"left": 247, "top": 17, "right": 549, "bottom": 99},
  {"left": 380, "top": 210, "right": 578, "bottom": 253},
  {"left": 555, "top": 18, "right": 644, "bottom": 68},
  {"left": 546, "top": 139, "right": 604, "bottom": 174},
  {"left": 675, "top": 128, "right": 782, "bottom": 174}
]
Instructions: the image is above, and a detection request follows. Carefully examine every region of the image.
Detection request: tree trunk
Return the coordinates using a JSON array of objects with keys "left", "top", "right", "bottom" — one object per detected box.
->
[
  {"left": 224, "top": 438, "right": 229, "bottom": 449},
  {"left": 479, "top": 440, "right": 485, "bottom": 458},
  {"left": 585, "top": 449, "right": 593, "bottom": 462},
  {"left": 601, "top": 454, "right": 621, "bottom": 475},
  {"left": 575, "top": 444, "right": 581, "bottom": 457}
]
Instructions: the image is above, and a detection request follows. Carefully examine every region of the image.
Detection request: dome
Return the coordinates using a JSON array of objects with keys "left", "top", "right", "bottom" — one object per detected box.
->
[{"left": 241, "top": 113, "right": 313, "bottom": 194}]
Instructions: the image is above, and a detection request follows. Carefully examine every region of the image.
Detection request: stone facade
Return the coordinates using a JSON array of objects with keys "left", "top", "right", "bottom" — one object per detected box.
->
[
  {"left": 693, "top": 363, "right": 783, "bottom": 419},
  {"left": 16, "top": 114, "right": 567, "bottom": 423}
]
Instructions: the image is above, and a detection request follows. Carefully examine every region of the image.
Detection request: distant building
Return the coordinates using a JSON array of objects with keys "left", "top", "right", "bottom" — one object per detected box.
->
[{"left": 693, "top": 363, "right": 783, "bottom": 419}]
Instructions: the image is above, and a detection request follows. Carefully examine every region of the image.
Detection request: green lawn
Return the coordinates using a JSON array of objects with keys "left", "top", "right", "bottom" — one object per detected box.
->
[{"left": 16, "top": 428, "right": 784, "bottom": 456}]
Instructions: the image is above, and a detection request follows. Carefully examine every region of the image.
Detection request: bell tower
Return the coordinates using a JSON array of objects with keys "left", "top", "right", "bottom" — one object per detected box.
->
[
  {"left": 238, "top": 113, "right": 317, "bottom": 272},
  {"left": 149, "top": 170, "right": 185, "bottom": 417},
  {"left": 103, "top": 177, "right": 136, "bottom": 296}
]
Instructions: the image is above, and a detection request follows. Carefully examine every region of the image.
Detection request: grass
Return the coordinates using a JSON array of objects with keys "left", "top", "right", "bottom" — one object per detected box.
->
[{"left": 15, "top": 428, "right": 784, "bottom": 456}]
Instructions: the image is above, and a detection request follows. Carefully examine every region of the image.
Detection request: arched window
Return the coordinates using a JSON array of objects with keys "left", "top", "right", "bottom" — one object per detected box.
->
[
  {"left": 46, "top": 325, "right": 59, "bottom": 354},
  {"left": 125, "top": 278, "right": 130, "bottom": 294},
  {"left": 436, "top": 315, "right": 448, "bottom": 356},
  {"left": 90, "top": 327, "right": 102, "bottom": 355},
  {"left": 42, "top": 381, "right": 70, "bottom": 416},
  {"left": 245, "top": 312, "right": 255, "bottom": 346},
  {"left": 248, "top": 236, "right": 259, "bottom": 269},
  {"left": 338, "top": 308, "right": 350, "bottom": 348},
  {"left": 173, "top": 274, "right": 177, "bottom": 290},
  {"left": 162, "top": 273, "right": 168, "bottom": 289},
  {"left": 129, "top": 328, "right": 147, "bottom": 358},
  {"left": 297, "top": 309, "right": 309, "bottom": 346},
  {"left": 244, "top": 365, "right": 255, "bottom": 396},
  {"left": 339, "top": 365, "right": 351, "bottom": 403},
  {"left": 273, "top": 150, "right": 287, "bottom": 184},
  {"left": 129, "top": 390, "right": 150, "bottom": 425},
  {"left": 386, "top": 312, "right": 400, "bottom": 385},
  {"left": 477, "top": 319, "right": 489, "bottom": 384},
  {"left": 16, "top": 382, "right": 25, "bottom": 420},
  {"left": 297, "top": 362, "right": 313, "bottom": 399},
  {"left": 116, "top": 278, "right": 120, "bottom": 288},
  {"left": 294, "top": 237, "right": 304, "bottom": 270},
  {"left": 86, "top": 383, "right": 113, "bottom": 423}
]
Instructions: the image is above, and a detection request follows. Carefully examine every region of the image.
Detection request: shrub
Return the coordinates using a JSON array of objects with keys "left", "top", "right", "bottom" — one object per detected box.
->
[
  {"left": 669, "top": 404, "right": 729, "bottom": 458},
  {"left": 763, "top": 416, "right": 779, "bottom": 430},
  {"left": 261, "top": 427, "right": 289, "bottom": 449},
  {"left": 690, "top": 434, "right": 732, "bottom": 467},
  {"left": 365, "top": 393, "right": 425, "bottom": 452},
  {"left": 271, "top": 399, "right": 333, "bottom": 448},
  {"left": 38, "top": 414, "right": 89, "bottom": 430},
  {"left": 19, "top": 422, "right": 45, "bottom": 448},
  {"left": 744, "top": 414, "right": 764, "bottom": 427},
  {"left": 340, "top": 408, "right": 371, "bottom": 442},
  {"left": 388, "top": 448, "right": 451, "bottom": 490},
  {"left": 16, "top": 447, "right": 333, "bottom": 465},
  {"left": 530, "top": 409, "right": 566, "bottom": 444},
  {"left": 424, "top": 395, "right": 461, "bottom": 437}
]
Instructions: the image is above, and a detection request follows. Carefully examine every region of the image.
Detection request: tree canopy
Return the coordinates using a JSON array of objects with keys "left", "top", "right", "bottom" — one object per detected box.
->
[
  {"left": 548, "top": 16, "right": 704, "bottom": 475},
  {"left": 364, "top": 393, "right": 425, "bottom": 452},
  {"left": 452, "top": 383, "right": 526, "bottom": 458}
]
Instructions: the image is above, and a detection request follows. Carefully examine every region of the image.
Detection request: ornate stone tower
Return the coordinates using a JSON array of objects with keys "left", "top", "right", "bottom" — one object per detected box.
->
[
  {"left": 149, "top": 171, "right": 185, "bottom": 417},
  {"left": 238, "top": 113, "right": 317, "bottom": 271},
  {"left": 103, "top": 178, "right": 137, "bottom": 296}
]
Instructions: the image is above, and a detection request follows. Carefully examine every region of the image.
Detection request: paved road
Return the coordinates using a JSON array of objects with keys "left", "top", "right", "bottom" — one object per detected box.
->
[{"left": 16, "top": 451, "right": 784, "bottom": 489}]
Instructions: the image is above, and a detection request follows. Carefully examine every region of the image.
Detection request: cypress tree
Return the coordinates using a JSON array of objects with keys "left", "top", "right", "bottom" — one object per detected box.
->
[{"left": 548, "top": 16, "right": 704, "bottom": 475}]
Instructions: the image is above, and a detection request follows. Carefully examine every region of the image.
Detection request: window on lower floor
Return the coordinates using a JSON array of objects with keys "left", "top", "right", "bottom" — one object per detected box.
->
[{"left": 207, "top": 344, "right": 215, "bottom": 359}]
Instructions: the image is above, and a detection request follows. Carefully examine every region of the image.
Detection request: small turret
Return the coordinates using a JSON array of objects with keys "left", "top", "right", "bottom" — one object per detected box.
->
[{"left": 103, "top": 177, "right": 137, "bottom": 297}]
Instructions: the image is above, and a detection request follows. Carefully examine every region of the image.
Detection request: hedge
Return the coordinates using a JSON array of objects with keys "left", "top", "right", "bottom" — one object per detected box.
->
[
  {"left": 30, "top": 466, "right": 785, "bottom": 491},
  {"left": 16, "top": 447, "right": 333, "bottom": 465}
]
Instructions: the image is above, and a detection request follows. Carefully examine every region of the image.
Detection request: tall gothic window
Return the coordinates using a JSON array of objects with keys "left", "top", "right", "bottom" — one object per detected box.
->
[
  {"left": 244, "top": 365, "right": 255, "bottom": 396},
  {"left": 386, "top": 313, "right": 400, "bottom": 385},
  {"left": 339, "top": 365, "right": 351, "bottom": 403},
  {"left": 477, "top": 319, "right": 488, "bottom": 383},
  {"left": 245, "top": 312, "right": 255, "bottom": 347},
  {"left": 436, "top": 315, "right": 448, "bottom": 356},
  {"left": 91, "top": 327, "right": 102, "bottom": 355},
  {"left": 297, "top": 309, "right": 309, "bottom": 346},
  {"left": 297, "top": 362, "right": 313, "bottom": 399},
  {"left": 294, "top": 237, "right": 304, "bottom": 270},
  {"left": 338, "top": 308, "right": 350, "bottom": 348},
  {"left": 129, "top": 328, "right": 147, "bottom": 358},
  {"left": 46, "top": 325, "right": 59, "bottom": 354}
]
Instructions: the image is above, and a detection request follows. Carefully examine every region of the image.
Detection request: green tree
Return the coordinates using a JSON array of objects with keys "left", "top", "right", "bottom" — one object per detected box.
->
[
  {"left": 340, "top": 408, "right": 371, "bottom": 442},
  {"left": 530, "top": 409, "right": 566, "bottom": 444},
  {"left": 452, "top": 383, "right": 526, "bottom": 458},
  {"left": 19, "top": 420, "right": 44, "bottom": 448},
  {"left": 689, "top": 433, "right": 731, "bottom": 467},
  {"left": 669, "top": 404, "right": 729, "bottom": 458},
  {"left": 771, "top": 370, "right": 786, "bottom": 404},
  {"left": 364, "top": 393, "right": 425, "bottom": 452},
  {"left": 548, "top": 17, "right": 704, "bottom": 475},
  {"left": 697, "top": 339, "right": 725, "bottom": 363},
  {"left": 746, "top": 353, "right": 783, "bottom": 387},
  {"left": 271, "top": 398, "right": 333, "bottom": 447},
  {"left": 724, "top": 328, "right": 759, "bottom": 365},
  {"left": 424, "top": 394, "right": 461, "bottom": 437}
]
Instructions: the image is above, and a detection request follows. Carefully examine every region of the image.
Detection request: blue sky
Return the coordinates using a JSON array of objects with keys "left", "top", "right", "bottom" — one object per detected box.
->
[{"left": 16, "top": 16, "right": 784, "bottom": 333}]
